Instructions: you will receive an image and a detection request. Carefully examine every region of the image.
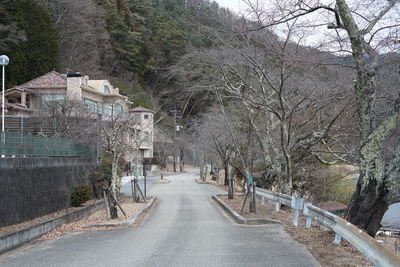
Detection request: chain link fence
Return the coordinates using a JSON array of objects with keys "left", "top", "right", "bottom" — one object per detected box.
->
[{"left": 0, "top": 131, "right": 95, "bottom": 158}]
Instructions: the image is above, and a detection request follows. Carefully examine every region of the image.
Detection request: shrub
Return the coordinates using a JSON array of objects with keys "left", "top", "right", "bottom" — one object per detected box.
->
[
  {"left": 88, "top": 171, "right": 106, "bottom": 198},
  {"left": 70, "top": 184, "right": 93, "bottom": 207}
]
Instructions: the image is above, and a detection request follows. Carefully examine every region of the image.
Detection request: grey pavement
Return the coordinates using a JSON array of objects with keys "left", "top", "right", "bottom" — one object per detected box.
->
[
  {"left": 0, "top": 171, "right": 320, "bottom": 267},
  {"left": 120, "top": 176, "right": 157, "bottom": 197}
]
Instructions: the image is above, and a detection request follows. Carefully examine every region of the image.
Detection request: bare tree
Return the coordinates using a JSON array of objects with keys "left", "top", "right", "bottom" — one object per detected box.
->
[
  {"left": 154, "top": 128, "right": 172, "bottom": 179},
  {"left": 175, "top": 16, "right": 349, "bottom": 194},
  {"left": 246, "top": 0, "right": 400, "bottom": 236},
  {"left": 101, "top": 104, "right": 133, "bottom": 218},
  {"left": 202, "top": 109, "right": 234, "bottom": 186},
  {"left": 42, "top": 0, "right": 114, "bottom": 76},
  {"left": 38, "top": 99, "right": 100, "bottom": 147}
]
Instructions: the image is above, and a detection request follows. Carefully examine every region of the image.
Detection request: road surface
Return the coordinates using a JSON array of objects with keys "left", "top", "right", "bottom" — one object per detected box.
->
[
  {"left": 1, "top": 171, "right": 320, "bottom": 266},
  {"left": 382, "top": 203, "right": 400, "bottom": 229}
]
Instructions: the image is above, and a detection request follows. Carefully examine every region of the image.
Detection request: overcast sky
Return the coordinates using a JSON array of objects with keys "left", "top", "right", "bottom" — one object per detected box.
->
[{"left": 213, "top": 0, "right": 243, "bottom": 13}]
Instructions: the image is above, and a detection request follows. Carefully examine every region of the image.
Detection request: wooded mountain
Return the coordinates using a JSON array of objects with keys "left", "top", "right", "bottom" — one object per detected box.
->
[
  {"left": 0, "top": 0, "right": 235, "bottom": 113},
  {"left": 0, "top": 0, "right": 398, "bottom": 117}
]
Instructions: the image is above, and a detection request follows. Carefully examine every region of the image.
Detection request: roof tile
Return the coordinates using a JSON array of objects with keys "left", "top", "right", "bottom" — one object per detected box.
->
[{"left": 20, "top": 71, "right": 66, "bottom": 88}]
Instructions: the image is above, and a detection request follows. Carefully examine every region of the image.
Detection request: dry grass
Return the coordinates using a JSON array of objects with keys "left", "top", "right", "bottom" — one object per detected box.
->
[{"left": 80, "top": 198, "right": 148, "bottom": 225}]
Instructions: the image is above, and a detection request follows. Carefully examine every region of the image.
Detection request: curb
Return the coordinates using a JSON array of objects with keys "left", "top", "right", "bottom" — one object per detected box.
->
[
  {"left": 194, "top": 178, "right": 207, "bottom": 184},
  {"left": 212, "top": 194, "right": 281, "bottom": 225},
  {"left": 154, "top": 179, "right": 171, "bottom": 184},
  {"left": 0, "top": 200, "right": 105, "bottom": 255},
  {"left": 127, "top": 197, "right": 156, "bottom": 225},
  {"left": 81, "top": 197, "right": 156, "bottom": 228}
]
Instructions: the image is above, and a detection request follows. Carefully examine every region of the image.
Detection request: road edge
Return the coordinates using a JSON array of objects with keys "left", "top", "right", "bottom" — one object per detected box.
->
[{"left": 212, "top": 194, "right": 281, "bottom": 225}]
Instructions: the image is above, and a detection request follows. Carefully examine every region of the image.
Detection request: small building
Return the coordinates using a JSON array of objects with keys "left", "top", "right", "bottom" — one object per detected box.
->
[{"left": 130, "top": 106, "right": 154, "bottom": 159}]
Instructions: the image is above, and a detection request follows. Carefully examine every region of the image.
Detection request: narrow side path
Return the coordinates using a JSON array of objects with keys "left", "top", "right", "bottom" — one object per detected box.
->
[{"left": 1, "top": 171, "right": 320, "bottom": 267}]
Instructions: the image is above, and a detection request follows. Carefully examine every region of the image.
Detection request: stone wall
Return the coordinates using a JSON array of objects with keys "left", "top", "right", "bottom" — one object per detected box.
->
[{"left": 0, "top": 158, "right": 97, "bottom": 226}]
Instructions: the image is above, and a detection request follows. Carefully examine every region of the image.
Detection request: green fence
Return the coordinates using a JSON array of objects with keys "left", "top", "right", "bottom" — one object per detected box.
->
[{"left": 0, "top": 132, "right": 96, "bottom": 158}]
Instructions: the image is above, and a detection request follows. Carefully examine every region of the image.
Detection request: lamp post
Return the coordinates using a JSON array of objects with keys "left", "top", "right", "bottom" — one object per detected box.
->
[{"left": 0, "top": 55, "right": 9, "bottom": 145}]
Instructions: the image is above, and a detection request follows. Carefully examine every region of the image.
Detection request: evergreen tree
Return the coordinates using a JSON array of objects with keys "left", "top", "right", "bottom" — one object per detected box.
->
[
  {"left": 0, "top": 1, "right": 24, "bottom": 51},
  {"left": 105, "top": 2, "right": 145, "bottom": 74},
  {"left": 4, "top": 0, "right": 60, "bottom": 87},
  {"left": 147, "top": 12, "right": 187, "bottom": 67}
]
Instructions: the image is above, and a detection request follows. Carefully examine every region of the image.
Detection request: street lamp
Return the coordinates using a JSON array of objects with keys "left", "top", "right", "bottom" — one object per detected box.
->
[{"left": 0, "top": 55, "right": 9, "bottom": 144}]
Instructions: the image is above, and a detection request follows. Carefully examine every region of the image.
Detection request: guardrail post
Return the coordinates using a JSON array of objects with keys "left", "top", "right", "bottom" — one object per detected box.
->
[
  {"left": 261, "top": 196, "right": 266, "bottom": 204},
  {"left": 293, "top": 209, "right": 299, "bottom": 227},
  {"left": 291, "top": 196, "right": 304, "bottom": 227},
  {"left": 334, "top": 234, "right": 342, "bottom": 245},
  {"left": 303, "top": 202, "right": 312, "bottom": 228},
  {"left": 306, "top": 217, "right": 312, "bottom": 228},
  {"left": 275, "top": 202, "right": 281, "bottom": 211}
]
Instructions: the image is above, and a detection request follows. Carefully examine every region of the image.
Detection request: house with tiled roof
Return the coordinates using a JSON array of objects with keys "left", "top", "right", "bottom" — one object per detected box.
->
[
  {"left": 3, "top": 71, "right": 154, "bottom": 163},
  {"left": 4, "top": 71, "right": 131, "bottom": 117}
]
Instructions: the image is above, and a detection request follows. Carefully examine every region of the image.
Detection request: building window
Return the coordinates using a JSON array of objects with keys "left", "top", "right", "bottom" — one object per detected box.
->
[
  {"left": 103, "top": 103, "right": 122, "bottom": 116},
  {"left": 97, "top": 102, "right": 103, "bottom": 114},
  {"left": 115, "top": 104, "right": 123, "bottom": 115},
  {"left": 103, "top": 103, "right": 112, "bottom": 116},
  {"left": 144, "top": 131, "right": 150, "bottom": 144},
  {"left": 41, "top": 94, "right": 65, "bottom": 102},
  {"left": 144, "top": 114, "right": 149, "bottom": 120},
  {"left": 133, "top": 114, "right": 140, "bottom": 121},
  {"left": 84, "top": 98, "right": 97, "bottom": 113},
  {"left": 104, "top": 85, "right": 111, "bottom": 94}
]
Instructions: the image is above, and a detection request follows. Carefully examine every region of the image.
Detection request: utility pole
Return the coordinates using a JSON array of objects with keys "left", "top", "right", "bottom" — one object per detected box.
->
[
  {"left": 0, "top": 55, "right": 9, "bottom": 149},
  {"left": 170, "top": 108, "right": 181, "bottom": 173}
]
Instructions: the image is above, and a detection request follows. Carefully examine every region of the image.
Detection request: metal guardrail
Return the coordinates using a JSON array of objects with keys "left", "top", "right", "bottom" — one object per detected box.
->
[
  {"left": 379, "top": 228, "right": 400, "bottom": 237},
  {"left": 255, "top": 188, "right": 400, "bottom": 266},
  {"left": 303, "top": 203, "right": 400, "bottom": 267},
  {"left": 256, "top": 188, "right": 303, "bottom": 226}
]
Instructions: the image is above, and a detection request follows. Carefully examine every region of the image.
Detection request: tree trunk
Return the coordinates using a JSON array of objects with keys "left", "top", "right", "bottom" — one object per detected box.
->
[
  {"left": 194, "top": 146, "right": 198, "bottom": 167},
  {"left": 228, "top": 178, "right": 235, "bottom": 199},
  {"left": 280, "top": 123, "right": 293, "bottom": 195},
  {"left": 224, "top": 161, "right": 229, "bottom": 186},
  {"left": 335, "top": 0, "right": 400, "bottom": 236},
  {"left": 345, "top": 115, "right": 399, "bottom": 235},
  {"left": 110, "top": 156, "right": 119, "bottom": 219},
  {"left": 346, "top": 177, "right": 388, "bottom": 236},
  {"left": 179, "top": 148, "right": 184, "bottom": 172},
  {"left": 173, "top": 157, "right": 177, "bottom": 173}
]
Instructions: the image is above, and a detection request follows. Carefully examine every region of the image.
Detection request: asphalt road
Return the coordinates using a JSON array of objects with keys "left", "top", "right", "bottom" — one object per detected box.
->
[
  {"left": 120, "top": 175, "right": 158, "bottom": 197},
  {"left": 1, "top": 171, "right": 320, "bottom": 267}
]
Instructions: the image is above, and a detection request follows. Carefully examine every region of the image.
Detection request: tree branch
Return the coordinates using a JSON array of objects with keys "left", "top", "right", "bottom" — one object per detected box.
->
[{"left": 359, "top": 0, "right": 400, "bottom": 35}]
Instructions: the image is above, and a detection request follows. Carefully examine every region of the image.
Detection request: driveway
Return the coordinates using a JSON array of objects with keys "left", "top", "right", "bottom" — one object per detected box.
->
[{"left": 0, "top": 171, "right": 320, "bottom": 266}]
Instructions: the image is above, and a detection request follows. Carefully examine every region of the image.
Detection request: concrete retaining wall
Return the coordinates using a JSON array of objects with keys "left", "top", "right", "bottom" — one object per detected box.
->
[
  {"left": 0, "top": 158, "right": 97, "bottom": 226},
  {"left": 0, "top": 200, "right": 105, "bottom": 254}
]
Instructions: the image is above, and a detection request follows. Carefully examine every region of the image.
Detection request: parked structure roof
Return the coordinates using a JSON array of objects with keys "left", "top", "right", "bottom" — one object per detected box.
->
[{"left": 130, "top": 106, "right": 154, "bottom": 113}]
